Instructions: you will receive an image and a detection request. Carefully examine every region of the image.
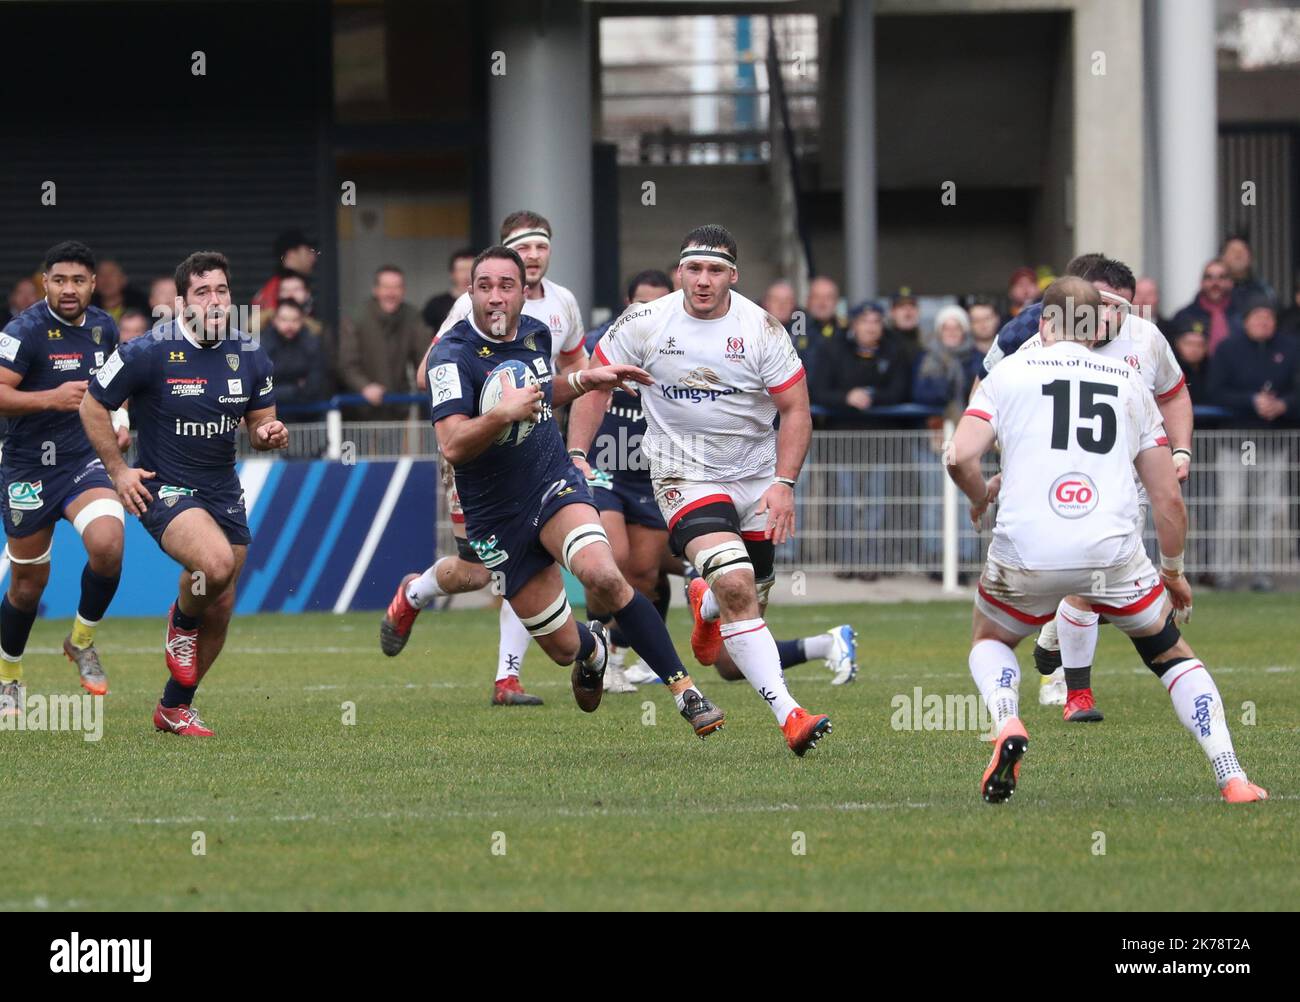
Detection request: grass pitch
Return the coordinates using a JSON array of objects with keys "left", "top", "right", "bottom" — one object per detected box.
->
[{"left": 2, "top": 592, "right": 1295, "bottom": 911}]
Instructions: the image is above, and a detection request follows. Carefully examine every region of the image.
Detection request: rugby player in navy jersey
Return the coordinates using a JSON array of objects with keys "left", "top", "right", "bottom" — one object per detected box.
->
[
  {"left": 81, "top": 251, "right": 288, "bottom": 736},
  {"left": 0, "top": 242, "right": 132, "bottom": 715},
  {"left": 429, "top": 245, "right": 725, "bottom": 736},
  {"left": 570, "top": 269, "right": 859, "bottom": 693}
]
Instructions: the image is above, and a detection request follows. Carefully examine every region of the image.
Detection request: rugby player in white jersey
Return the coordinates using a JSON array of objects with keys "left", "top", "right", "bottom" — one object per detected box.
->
[
  {"left": 983, "top": 255, "right": 1194, "bottom": 721},
  {"left": 589, "top": 224, "right": 831, "bottom": 755},
  {"left": 381, "top": 211, "right": 588, "bottom": 707},
  {"left": 947, "top": 277, "right": 1266, "bottom": 804}
]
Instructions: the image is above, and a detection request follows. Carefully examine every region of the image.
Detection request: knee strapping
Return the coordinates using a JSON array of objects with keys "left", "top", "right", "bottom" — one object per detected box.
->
[
  {"left": 755, "top": 575, "right": 775, "bottom": 605},
  {"left": 519, "top": 591, "right": 572, "bottom": 638},
  {"left": 5, "top": 542, "right": 52, "bottom": 566},
  {"left": 561, "top": 523, "right": 609, "bottom": 571},
  {"left": 695, "top": 540, "right": 752, "bottom": 587},
  {"left": 1131, "top": 611, "right": 1181, "bottom": 670},
  {"left": 72, "top": 498, "right": 125, "bottom": 536}
]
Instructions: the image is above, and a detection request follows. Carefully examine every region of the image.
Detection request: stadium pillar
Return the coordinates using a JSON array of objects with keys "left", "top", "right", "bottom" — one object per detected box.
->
[
  {"left": 842, "top": 0, "right": 877, "bottom": 303},
  {"left": 1152, "top": 0, "right": 1217, "bottom": 308},
  {"left": 487, "top": 0, "right": 595, "bottom": 321},
  {"left": 1071, "top": 0, "right": 1145, "bottom": 273}
]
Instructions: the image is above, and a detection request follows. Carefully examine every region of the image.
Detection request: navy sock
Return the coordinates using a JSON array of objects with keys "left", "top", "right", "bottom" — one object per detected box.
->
[
  {"left": 0, "top": 595, "right": 38, "bottom": 660},
  {"left": 653, "top": 580, "right": 671, "bottom": 621},
  {"left": 575, "top": 621, "right": 596, "bottom": 665},
  {"left": 776, "top": 638, "right": 807, "bottom": 669},
  {"left": 78, "top": 565, "right": 121, "bottom": 623},
  {"left": 609, "top": 626, "right": 628, "bottom": 649},
  {"left": 614, "top": 591, "right": 688, "bottom": 685},
  {"left": 172, "top": 604, "right": 200, "bottom": 631},
  {"left": 161, "top": 678, "right": 198, "bottom": 708}
]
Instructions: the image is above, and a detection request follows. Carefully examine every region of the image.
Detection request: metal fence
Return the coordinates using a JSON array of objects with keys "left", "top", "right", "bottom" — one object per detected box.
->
[{"left": 249, "top": 423, "right": 1300, "bottom": 582}]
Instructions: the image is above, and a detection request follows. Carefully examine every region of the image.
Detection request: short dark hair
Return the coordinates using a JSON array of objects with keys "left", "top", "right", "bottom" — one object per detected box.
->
[
  {"left": 374, "top": 264, "right": 403, "bottom": 282},
  {"left": 471, "top": 245, "right": 526, "bottom": 284},
  {"left": 1220, "top": 233, "right": 1251, "bottom": 253},
  {"left": 499, "top": 211, "right": 551, "bottom": 242},
  {"left": 1102, "top": 258, "right": 1136, "bottom": 296},
  {"left": 119, "top": 307, "right": 149, "bottom": 325},
  {"left": 175, "top": 251, "right": 231, "bottom": 297},
  {"left": 1064, "top": 252, "right": 1108, "bottom": 282},
  {"left": 274, "top": 297, "right": 305, "bottom": 314},
  {"left": 448, "top": 247, "right": 477, "bottom": 271},
  {"left": 44, "top": 240, "right": 96, "bottom": 273},
  {"left": 680, "top": 224, "right": 737, "bottom": 262},
  {"left": 626, "top": 269, "right": 672, "bottom": 301}
]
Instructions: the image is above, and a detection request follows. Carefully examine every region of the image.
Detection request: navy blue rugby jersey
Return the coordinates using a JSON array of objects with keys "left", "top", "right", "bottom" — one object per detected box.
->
[
  {"left": 428, "top": 314, "right": 574, "bottom": 524},
  {"left": 0, "top": 301, "right": 119, "bottom": 467},
  {"left": 89, "top": 322, "right": 276, "bottom": 494},
  {"left": 583, "top": 319, "right": 650, "bottom": 483}
]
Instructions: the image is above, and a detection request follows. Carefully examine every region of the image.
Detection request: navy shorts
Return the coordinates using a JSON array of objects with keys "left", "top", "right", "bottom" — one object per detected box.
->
[
  {"left": 591, "top": 473, "right": 666, "bottom": 531},
  {"left": 139, "top": 483, "right": 251, "bottom": 548},
  {"left": 2, "top": 453, "right": 115, "bottom": 538},
  {"left": 463, "top": 465, "right": 594, "bottom": 600}
]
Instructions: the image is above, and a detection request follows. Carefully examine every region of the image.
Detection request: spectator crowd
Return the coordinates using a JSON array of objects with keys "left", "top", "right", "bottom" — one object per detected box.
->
[{"left": 3, "top": 231, "right": 1298, "bottom": 430}]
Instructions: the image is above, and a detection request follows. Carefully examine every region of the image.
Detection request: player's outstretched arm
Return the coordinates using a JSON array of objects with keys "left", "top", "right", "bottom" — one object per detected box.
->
[
  {"left": 436, "top": 372, "right": 541, "bottom": 465},
  {"left": 246, "top": 406, "right": 289, "bottom": 451},
  {"left": 551, "top": 363, "right": 650, "bottom": 407},
  {"left": 80, "top": 391, "right": 155, "bottom": 514},
  {"left": 566, "top": 386, "right": 610, "bottom": 478}
]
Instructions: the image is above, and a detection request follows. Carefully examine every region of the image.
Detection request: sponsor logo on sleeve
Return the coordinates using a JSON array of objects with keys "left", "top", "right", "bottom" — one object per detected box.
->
[
  {"left": 257, "top": 375, "right": 273, "bottom": 397},
  {"left": 430, "top": 363, "right": 462, "bottom": 404},
  {"left": 0, "top": 333, "right": 19, "bottom": 362},
  {"left": 95, "top": 350, "right": 124, "bottom": 387}
]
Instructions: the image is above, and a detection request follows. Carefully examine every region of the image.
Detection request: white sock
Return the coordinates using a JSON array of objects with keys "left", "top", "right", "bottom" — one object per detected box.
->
[
  {"left": 721, "top": 618, "right": 798, "bottom": 725},
  {"left": 672, "top": 685, "right": 701, "bottom": 713},
  {"left": 700, "top": 587, "right": 720, "bottom": 622},
  {"left": 1159, "top": 659, "right": 1245, "bottom": 787},
  {"left": 1036, "top": 616, "right": 1059, "bottom": 652},
  {"left": 803, "top": 633, "right": 834, "bottom": 660},
  {"left": 969, "top": 638, "right": 1020, "bottom": 728},
  {"left": 496, "top": 601, "right": 530, "bottom": 682},
  {"left": 406, "top": 560, "right": 449, "bottom": 609},
  {"left": 1057, "top": 603, "right": 1099, "bottom": 672}
]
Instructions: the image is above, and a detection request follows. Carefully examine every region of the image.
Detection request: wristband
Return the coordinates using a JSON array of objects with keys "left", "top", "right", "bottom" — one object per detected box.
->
[
  {"left": 1160, "top": 552, "right": 1185, "bottom": 575},
  {"left": 774, "top": 476, "right": 797, "bottom": 490},
  {"left": 1172, "top": 448, "right": 1192, "bottom": 461},
  {"left": 568, "top": 449, "right": 587, "bottom": 460},
  {"left": 567, "top": 371, "right": 587, "bottom": 395}
]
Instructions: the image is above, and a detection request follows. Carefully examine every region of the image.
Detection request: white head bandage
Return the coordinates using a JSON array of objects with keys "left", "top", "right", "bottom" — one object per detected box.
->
[
  {"left": 504, "top": 228, "right": 551, "bottom": 250},
  {"left": 72, "top": 498, "right": 125, "bottom": 536},
  {"left": 679, "top": 245, "right": 737, "bottom": 270}
]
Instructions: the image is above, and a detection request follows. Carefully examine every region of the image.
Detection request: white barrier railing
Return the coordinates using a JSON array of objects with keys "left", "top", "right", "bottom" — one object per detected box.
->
[{"left": 246, "top": 423, "right": 1300, "bottom": 583}]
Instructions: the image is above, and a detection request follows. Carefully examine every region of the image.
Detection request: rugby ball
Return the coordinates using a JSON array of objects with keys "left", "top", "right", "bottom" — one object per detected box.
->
[{"left": 479, "top": 359, "right": 541, "bottom": 446}]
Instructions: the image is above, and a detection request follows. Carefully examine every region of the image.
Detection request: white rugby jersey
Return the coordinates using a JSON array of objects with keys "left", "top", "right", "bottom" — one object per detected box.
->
[
  {"left": 438, "top": 278, "right": 586, "bottom": 365},
  {"left": 593, "top": 289, "right": 805, "bottom": 482},
  {"left": 966, "top": 339, "right": 1168, "bottom": 570},
  {"left": 1011, "top": 313, "right": 1184, "bottom": 401}
]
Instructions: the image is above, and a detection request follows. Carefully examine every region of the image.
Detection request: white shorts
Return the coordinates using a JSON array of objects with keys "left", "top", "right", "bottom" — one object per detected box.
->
[
  {"left": 653, "top": 474, "right": 771, "bottom": 543},
  {"left": 975, "top": 546, "right": 1168, "bottom": 639}
]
